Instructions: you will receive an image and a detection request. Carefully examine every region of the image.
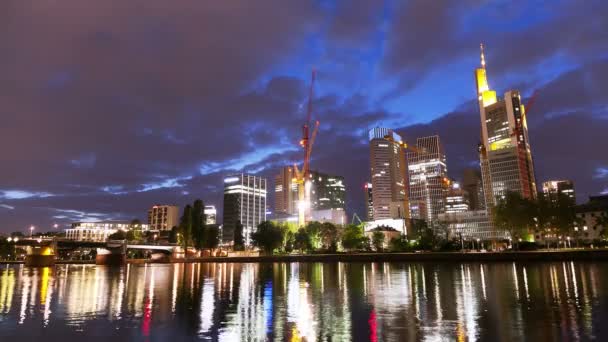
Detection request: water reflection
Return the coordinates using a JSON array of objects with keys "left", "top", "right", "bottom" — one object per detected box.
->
[{"left": 0, "top": 262, "right": 607, "bottom": 341}]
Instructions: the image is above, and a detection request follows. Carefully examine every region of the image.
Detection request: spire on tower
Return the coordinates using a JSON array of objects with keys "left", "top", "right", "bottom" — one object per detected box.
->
[{"left": 480, "top": 43, "right": 486, "bottom": 69}]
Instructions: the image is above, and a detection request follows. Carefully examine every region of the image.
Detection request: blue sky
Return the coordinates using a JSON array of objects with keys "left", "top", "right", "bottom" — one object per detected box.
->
[{"left": 0, "top": 0, "right": 607, "bottom": 233}]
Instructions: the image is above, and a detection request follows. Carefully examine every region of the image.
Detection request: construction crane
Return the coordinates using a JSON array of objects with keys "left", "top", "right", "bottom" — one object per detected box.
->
[{"left": 293, "top": 70, "right": 320, "bottom": 227}]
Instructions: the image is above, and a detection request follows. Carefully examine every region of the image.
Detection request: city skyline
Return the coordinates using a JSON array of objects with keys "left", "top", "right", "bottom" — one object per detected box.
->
[{"left": 1, "top": 1, "right": 607, "bottom": 233}]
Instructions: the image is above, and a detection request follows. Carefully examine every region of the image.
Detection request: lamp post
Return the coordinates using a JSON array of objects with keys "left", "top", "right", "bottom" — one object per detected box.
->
[{"left": 29, "top": 225, "right": 35, "bottom": 238}]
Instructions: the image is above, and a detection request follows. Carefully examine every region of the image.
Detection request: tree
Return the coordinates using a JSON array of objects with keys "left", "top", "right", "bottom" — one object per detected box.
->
[
  {"left": 202, "top": 224, "right": 220, "bottom": 249},
  {"left": 233, "top": 221, "right": 245, "bottom": 251},
  {"left": 595, "top": 210, "right": 608, "bottom": 240},
  {"left": 372, "top": 231, "right": 385, "bottom": 252},
  {"left": 108, "top": 230, "right": 126, "bottom": 240},
  {"left": 180, "top": 205, "right": 193, "bottom": 251},
  {"left": 319, "top": 222, "right": 340, "bottom": 252},
  {"left": 169, "top": 226, "right": 179, "bottom": 243},
  {"left": 192, "top": 199, "right": 205, "bottom": 249},
  {"left": 126, "top": 229, "right": 143, "bottom": 242},
  {"left": 493, "top": 191, "right": 536, "bottom": 248},
  {"left": 341, "top": 224, "right": 366, "bottom": 251},
  {"left": 251, "top": 221, "right": 284, "bottom": 255},
  {"left": 305, "top": 221, "right": 322, "bottom": 250},
  {"left": 293, "top": 228, "right": 311, "bottom": 253}
]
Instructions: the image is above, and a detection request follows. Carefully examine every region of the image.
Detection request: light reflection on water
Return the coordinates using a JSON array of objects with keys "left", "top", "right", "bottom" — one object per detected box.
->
[{"left": 0, "top": 261, "right": 606, "bottom": 341}]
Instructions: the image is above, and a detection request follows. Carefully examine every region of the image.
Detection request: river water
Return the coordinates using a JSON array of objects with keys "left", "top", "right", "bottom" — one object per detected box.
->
[{"left": 0, "top": 261, "right": 606, "bottom": 341}]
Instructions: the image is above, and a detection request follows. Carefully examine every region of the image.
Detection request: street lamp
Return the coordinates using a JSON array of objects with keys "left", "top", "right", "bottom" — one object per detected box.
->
[
  {"left": 53, "top": 224, "right": 59, "bottom": 229},
  {"left": 29, "top": 225, "right": 35, "bottom": 238}
]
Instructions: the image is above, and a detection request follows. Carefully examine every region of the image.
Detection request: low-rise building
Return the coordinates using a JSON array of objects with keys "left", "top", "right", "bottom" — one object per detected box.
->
[
  {"left": 148, "top": 205, "right": 179, "bottom": 231},
  {"left": 574, "top": 195, "right": 608, "bottom": 242},
  {"left": 438, "top": 210, "right": 508, "bottom": 241},
  {"left": 65, "top": 221, "right": 150, "bottom": 242},
  {"left": 365, "top": 226, "right": 402, "bottom": 250}
]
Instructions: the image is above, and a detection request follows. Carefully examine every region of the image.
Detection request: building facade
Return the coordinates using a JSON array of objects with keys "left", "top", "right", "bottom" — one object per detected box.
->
[
  {"left": 574, "top": 195, "right": 608, "bottom": 242},
  {"left": 542, "top": 180, "right": 575, "bottom": 204},
  {"left": 147, "top": 205, "right": 179, "bottom": 231},
  {"left": 274, "top": 166, "right": 298, "bottom": 216},
  {"left": 438, "top": 210, "right": 508, "bottom": 241},
  {"left": 204, "top": 205, "right": 217, "bottom": 225},
  {"left": 445, "top": 182, "right": 470, "bottom": 214},
  {"left": 462, "top": 168, "right": 485, "bottom": 210},
  {"left": 364, "top": 182, "right": 374, "bottom": 220},
  {"left": 222, "top": 174, "right": 267, "bottom": 245},
  {"left": 369, "top": 127, "right": 409, "bottom": 220},
  {"left": 407, "top": 135, "right": 449, "bottom": 224},
  {"left": 65, "top": 221, "right": 150, "bottom": 242},
  {"left": 476, "top": 45, "right": 537, "bottom": 210},
  {"left": 308, "top": 170, "right": 346, "bottom": 211}
]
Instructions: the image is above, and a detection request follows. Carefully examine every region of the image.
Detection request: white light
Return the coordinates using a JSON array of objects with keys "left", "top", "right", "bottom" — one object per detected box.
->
[{"left": 224, "top": 177, "right": 240, "bottom": 183}]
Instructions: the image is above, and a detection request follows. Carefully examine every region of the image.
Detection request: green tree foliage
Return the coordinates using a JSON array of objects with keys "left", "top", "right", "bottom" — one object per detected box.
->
[
  {"left": 372, "top": 231, "right": 385, "bottom": 252},
  {"left": 305, "top": 221, "right": 322, "bottom": 250},
  {"left": 180, "top": 205, "right": 193, "bottom": 250},
  {"left": 108, "top": 230, "right": 127, "bottom": 240},
  {"left": 493, "top": 191, "right": 536, "bottom": 247},
  {"left": 341, "top": 224, "right": 367, "bottom": 251},
  {"left": 234, "top": 221, "right": 245, "bottom": 251},
  {"left": 191, "top": 199, "right": 205, "bottom": 249},
  {"left": 293, "top": 228, "right": 312, "bottom": 253},
  {"left": 251, "top": 221, "right": 284, "bottom": 255},
  {"left": 319, "top": 222, "right": 340, "bottom": 252},
  {"left": 202, "top": 224, "right": 220, "bottom": 249},
  {"left": 126, "top": 229, "right": 143, "bottom": 242}
]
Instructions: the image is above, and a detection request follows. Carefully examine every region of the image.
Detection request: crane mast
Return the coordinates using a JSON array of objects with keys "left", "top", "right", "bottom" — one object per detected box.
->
[{"left": 294, "top": 70, "right": 319, "bottom": 227}]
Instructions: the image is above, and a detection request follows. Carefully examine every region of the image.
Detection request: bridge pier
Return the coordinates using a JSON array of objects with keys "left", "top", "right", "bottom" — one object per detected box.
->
[
  {"left": 96, "top": 241, "right": 127, "bottom": 266},
  {"left": 24, "top": 246, "right": 56, "bottom": 267}
]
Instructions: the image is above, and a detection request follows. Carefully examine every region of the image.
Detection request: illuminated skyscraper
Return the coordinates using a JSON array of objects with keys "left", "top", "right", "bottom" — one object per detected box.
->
[
  {"left": 204, "top": 205, "right": 217, "bottom": 225},
  {"left": 407, "top": 135, "right": 449, "bottom": 224},
  {"left": 475, "top": 44, "right": 537, "bottom": 208},
  {"left": 222, "top": 173, "right": 267, "bottom": 245},
  {"left": 369, "top": 128, "right": 409, "bottom": 220},
  {"left": 364, "top": 182, "right": 374, "bottom": 220},
  {"left": 274, "top": 166, "right": 298, "bottom": 215}
]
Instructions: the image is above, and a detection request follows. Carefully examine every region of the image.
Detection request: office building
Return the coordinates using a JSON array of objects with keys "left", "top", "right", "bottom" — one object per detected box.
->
[
  {"left": 310, "top": 208, "right": 347, "bottom": 226},
  {"left": 147, "top": 205, "right": 179, "bottom": 231},
  {"left": 364, "top": 182, "right": 374, "bottom": 220},
  {"left": 438, "top": 211, "right": 508, "bottom": 241},
  {"left": 65, "top": 221, "right": 150, "bottom": 242},
  {"left": 407, "top": 135, "right": 449, "bottom": 224},
  {"left": 222, "top": 173, "right": 267, "bottom": 245},
  {"left": 462, "top": 168, "right": 485, "bottom": 210},
  {"left": 445, "top": 182, "right": 470, "bottom": 213},
  {"left": 274, "top": 166, "right": 298, "bottom": 215},
  {"left": 542, "top": 180, "right": 575, "bottom": 204},
  {"left": 204, "top": 205, "right": 217, "bottom": 225},
  {"left": 369, "top": 127, "right": 409, "bottom": 220},
  {"left": 476, "top": 44, "right": 537, "bottom": 209},
  {"left": 308, "top": 170, "right": 346, "bottom": 211}
]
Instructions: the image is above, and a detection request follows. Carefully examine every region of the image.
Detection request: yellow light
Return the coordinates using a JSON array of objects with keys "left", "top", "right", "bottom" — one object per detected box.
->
[
  {"left": 476, "top": 68, "right": 489, "bottom": 94},
  {"left": 489, "top": 138, "right": 511, "bottom": 151},
  {"left": 482, "top": 90, "right": 497, "bottom": 107}
]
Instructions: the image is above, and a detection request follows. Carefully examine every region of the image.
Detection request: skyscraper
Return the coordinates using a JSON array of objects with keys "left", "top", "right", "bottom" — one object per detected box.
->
[
  {"left": 274, "top": 166, "right": 298, "bottom": 215},
  {"left": 462, "top": 168, "right": 485, "bottom": 210},
  {"left": 407, "top": 135, "right": 449, "bottom": 224},
  {"left": 364, "top": 182, "right": 374, "bottom": 220},
  {"left": 369, "top": 128, "right": 409, "bottom": 220},
  {"left": 308, "top": 170, "right": 346, "bottom": 211},
  {"left": 445, "top": 182, "right": 470, "bottom": 214},
  {"left": 222, "top": 173, "right": 267, "bottom": 245},
  {"left": 476, "top": 44, "right": 537, "bottom": 208},
  {"left": 204, "top": 205, "right": 217, "bottom": 225},
  {"left": 542, "top": 180, "right": 575, "bottom": 204}
]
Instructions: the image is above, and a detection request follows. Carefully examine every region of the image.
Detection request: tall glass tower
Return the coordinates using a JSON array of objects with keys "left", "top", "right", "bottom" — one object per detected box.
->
[{"left": 475, "top": 44, "right": 537, "bottom": 209}]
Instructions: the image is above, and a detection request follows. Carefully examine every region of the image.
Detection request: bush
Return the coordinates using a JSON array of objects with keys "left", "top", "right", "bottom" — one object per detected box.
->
[{"left": 517, "top": 241, "right": 539, "bottom": 251}]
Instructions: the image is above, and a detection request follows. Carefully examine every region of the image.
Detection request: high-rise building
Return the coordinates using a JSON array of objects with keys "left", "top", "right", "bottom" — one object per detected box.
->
[
  {"left": 542, "top": 180, "right": 575, "bottom": 204},
  {"left": 222, "top": 174, "right": 267, "bottom": 245},
  {"left": 445, "top": 181, "right": 470, "bottom": 214},
  {"left": 462, "top": 168, "right": 485, "bottom": 210},
  {"left": 369, "top": 127, "right": 409, "bottom": 220},
  {"left": 476, "top": 44, "right": 537, "bottom": 209},
  {"left": 204, "top": 205, "right": 217, "bottom": 225},
  {"left": 308, "top": 170, "right": 346, "bottom": 211},
  {"left": 407, "top": 135, "right": 449, "bottom": 224},
  {"left": 364, "top": 182, "right": 374, "bottom": 220},
  {"left": 147, "top": 205, "right": 179, "bottom": 231},
  {"left": 274, "top": 166, "right": 298, "bottom": 215}
]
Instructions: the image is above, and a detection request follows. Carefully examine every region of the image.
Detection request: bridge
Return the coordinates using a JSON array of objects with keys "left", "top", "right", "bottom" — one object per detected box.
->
[{"left": 13, "top": 238, "right": 184, "bottom": 266}]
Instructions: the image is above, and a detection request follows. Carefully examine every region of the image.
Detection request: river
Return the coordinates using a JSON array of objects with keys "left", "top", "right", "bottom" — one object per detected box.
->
[{"left": 0, "top": 262, "right": 606, "bottom": 341}]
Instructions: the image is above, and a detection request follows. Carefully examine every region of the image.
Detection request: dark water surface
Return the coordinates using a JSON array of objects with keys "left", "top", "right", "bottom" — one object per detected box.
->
[{"left": 0, "top": 262, "right": 607, "bottom": 341}]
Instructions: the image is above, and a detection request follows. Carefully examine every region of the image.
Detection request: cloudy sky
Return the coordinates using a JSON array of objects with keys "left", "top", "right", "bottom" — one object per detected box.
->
[{"left": 1, "top": 0, "right": 607, "bottom": 234}]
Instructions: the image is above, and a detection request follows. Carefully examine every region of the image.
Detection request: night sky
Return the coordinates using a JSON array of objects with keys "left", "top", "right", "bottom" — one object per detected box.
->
[{"left": 1, "top": 0, "right": 607, "bottom": 234}]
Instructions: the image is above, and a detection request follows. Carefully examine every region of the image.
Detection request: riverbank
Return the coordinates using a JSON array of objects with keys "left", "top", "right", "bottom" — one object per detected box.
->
[{"left": 3, "top": 249, "right": 608, "bottom": 265}]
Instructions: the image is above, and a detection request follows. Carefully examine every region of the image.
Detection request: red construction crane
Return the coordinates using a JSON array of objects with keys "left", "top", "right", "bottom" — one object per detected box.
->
[{"left": 294, "top": 70, "right": 320, "bottom": 227}]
